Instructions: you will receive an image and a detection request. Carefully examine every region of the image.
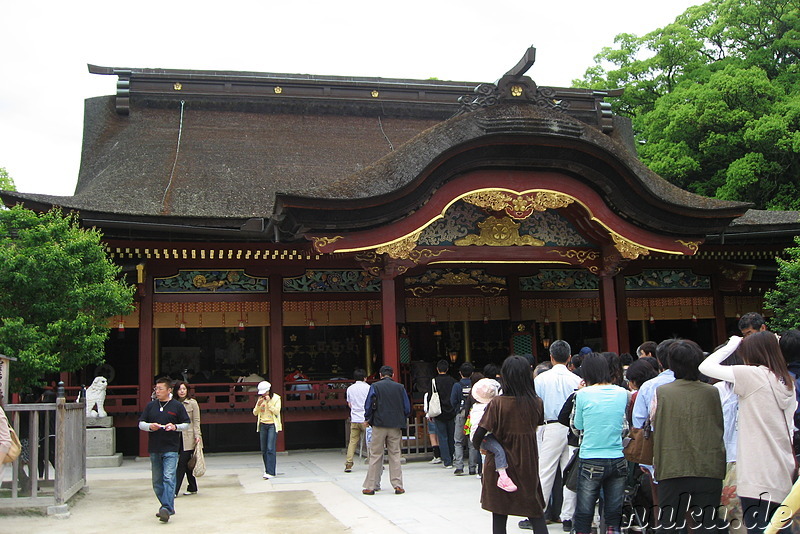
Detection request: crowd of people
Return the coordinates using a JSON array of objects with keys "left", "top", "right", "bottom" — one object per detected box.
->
[{"left": 343, "top": 311, "right": 800, "bottom": 534}]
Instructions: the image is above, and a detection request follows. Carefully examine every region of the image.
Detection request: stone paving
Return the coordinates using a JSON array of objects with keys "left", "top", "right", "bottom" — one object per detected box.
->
[{"left": 0, "top": 449, "right": 565, "bottom": 534}]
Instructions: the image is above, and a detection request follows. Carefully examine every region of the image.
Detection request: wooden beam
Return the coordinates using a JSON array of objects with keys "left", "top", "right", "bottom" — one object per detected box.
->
[
  {"left": 137, "top": 274, "right": 154, "bottom": 457},
  {"left": 268, "top": 274, "right": 286, "bottom": 452}
]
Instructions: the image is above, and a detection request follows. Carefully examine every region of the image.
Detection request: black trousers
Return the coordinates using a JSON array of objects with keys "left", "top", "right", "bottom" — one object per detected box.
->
[
  {"left": 739, "top": 496, "right": 782, "bottom": 534},
  {"left": 175, "top": 448, "right": 198, "bottom": 495},
  {"left": 657, "top": 477, "right": 728, "bottom": 534}
]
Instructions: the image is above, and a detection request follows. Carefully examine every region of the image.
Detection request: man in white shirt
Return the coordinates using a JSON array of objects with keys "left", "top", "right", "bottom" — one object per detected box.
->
[
  {"left": 344, "top": 368, "right": 371, "bottom": 472},
  {"left": 533, "top": 340, "right": 581, "bottom": 531}
]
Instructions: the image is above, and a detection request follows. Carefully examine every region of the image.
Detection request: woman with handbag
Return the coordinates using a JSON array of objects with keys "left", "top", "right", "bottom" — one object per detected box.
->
[
  {"left": 699, "top": 332, "right": 798, "bottom": 534},
  {"left": 572, "top": 353, "right": 629, "bottom": 534},
  {"left": 174, "top": 381, "right": 202, "bottom": 496}
]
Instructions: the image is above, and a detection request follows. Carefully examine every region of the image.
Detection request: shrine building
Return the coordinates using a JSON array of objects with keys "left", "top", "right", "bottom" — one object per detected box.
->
[{"left": 3, "top": 49, "right": 799, "bottom": 456}]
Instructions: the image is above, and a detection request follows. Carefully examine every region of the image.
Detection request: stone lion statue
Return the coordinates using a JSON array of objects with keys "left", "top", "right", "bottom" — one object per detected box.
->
[{"left": 85, "top": 376, "right": 108, "bottom": 418}]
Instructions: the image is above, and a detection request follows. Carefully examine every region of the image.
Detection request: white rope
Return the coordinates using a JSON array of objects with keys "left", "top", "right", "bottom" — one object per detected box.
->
[
  {"left": 162, "top": 100, "right": 186, "bottom": 208},
  {"left": 378, "top": 115, "right": 394, "bottom": 151}
]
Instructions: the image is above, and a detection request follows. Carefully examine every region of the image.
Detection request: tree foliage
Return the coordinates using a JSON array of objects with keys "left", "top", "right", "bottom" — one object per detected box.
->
[
  {"left": 0, "top": 168, "right": 15, "bottom": 192},
  {"left": 0, "top": 206, "right": 135, "bottom": 392},
  {"left": 765, "top": 235, "right": 800, "bottom": 330},
  {"left": 576, "top": 0, "right": 800, "bottom": 210}
]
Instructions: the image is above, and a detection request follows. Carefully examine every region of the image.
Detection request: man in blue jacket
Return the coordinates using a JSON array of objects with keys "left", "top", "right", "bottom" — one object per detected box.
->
[{"left": 362, "top": 365, "right": 411, "bottom": 495}]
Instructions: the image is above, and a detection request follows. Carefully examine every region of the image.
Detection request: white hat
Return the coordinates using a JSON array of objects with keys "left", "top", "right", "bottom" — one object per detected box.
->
[
  {"left": 471, "top": 378, "right": 501, "bottom": 404},
  {"left": 257, "top": 381, "right": 271, "bottom": 395}
]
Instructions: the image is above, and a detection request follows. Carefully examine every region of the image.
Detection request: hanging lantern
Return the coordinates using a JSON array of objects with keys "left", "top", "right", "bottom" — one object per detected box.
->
[
  {"left": 544, "top": 316, "right": 550, "bottom": 326},
  {"left": 238, "top": 320, "right": 245, "bottom": 331},
  {"left": 691, "top": 314, "right": 698, "bottom": 323},
  {"left": 483, "top": 315, "right": 489, "bottom": 324},
  {"left": 180, "top": 322, "right": 187, "bottom": 332},
  {"left": 430, "top": 315, "right": 437, "bottom": 325},
  {"left": 308, "top": 319, "right": 316, "bottom": 330},
  {"left": 649, "top": 315, "right": 655, "bottom": 325},
  {"left": 364, "top": 317, "right": 371, "bottom": 329},
  {"left": 117, "top": 320, "right": 125, "bottom": 333},
  {"left": 591, "top": 314, "right": 598, "bottom": 324}
]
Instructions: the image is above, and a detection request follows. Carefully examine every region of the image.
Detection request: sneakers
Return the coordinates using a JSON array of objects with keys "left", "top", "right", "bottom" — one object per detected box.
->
[
  {"left": 429, "top": 457, "right": 442, "bottom": 464},
  {"left": 443, "top": 464, "right": 454, "bottom": 469},
  {"left": 468, "top": 468, "right": 477, "bottom": 476},
  {"left": 497, "top": 474, "right": 518, "bottom": 492},
  {"left": 263, "top": 472, "right": 272, "bottom": 479},
  {"left": 183, "top": 491, "right": 197, "bottom": 496},
  {"left": 454, "top": 468, "right": 465, "bottom": 476},
  {"left": 519, "top": 519, "right": 532, "bottom": 530},
  {"left": 563, "top": 520, "right": 573, "bottom": 532},
  {"left": 344, "top": 463, "right": 353, "bottom": 473},
  {"left": 157, "top": 506, "right": 170, "bottom": 523},
  {"left": 394, "top": 487, "right": 405, "bottom": 494}
]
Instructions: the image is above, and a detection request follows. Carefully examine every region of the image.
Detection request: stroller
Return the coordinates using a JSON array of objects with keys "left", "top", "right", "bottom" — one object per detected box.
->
[{"left": 621, "top": 462, "right": 654, "bottom": 534}]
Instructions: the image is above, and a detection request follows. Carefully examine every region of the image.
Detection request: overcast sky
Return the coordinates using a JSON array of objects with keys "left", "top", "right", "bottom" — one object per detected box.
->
[{"left": 1, "top": 0, "right": 703, "bottom": 196}]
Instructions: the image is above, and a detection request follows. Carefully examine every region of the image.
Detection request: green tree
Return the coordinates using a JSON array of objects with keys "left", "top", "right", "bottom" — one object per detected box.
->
[
  {"left": 576, "top": 0, "right": 800, "bottom": 210},
  {"left": 0, "top": 167, "right": 16, "bottom": 192},
  {"left": 0, "top": 205, "right": 135, "bottom": 392},
  {"left": 765, "top": 235, "right": 800, "bottom": 330}
]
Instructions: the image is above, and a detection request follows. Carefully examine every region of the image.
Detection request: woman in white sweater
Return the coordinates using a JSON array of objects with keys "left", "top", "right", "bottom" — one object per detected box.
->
[{"left": 699, "top": 331, "right": 797, "bottom": 534}]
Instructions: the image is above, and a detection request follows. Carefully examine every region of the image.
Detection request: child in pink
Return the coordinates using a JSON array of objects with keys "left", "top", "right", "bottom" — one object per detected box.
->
[{"left": 471, "top": 378, "right": 517, "bottom": 492}]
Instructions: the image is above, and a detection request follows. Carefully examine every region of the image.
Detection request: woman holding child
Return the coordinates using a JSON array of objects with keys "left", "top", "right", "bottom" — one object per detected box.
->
[{"left": 472, "top": 355, "right": 548, "bottom": 534}]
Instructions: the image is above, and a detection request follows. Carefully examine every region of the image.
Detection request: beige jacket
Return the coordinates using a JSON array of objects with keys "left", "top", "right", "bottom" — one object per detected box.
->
[
  {"left": 180, "top": 398, "right": 202, "bottom": 451},
  {"left": 253, "top": 394, "right": 282, "bottom": 432}
]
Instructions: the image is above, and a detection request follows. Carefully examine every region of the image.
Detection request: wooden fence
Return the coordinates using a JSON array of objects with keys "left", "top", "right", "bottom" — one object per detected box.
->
[{"left": 1, "top": 399, "right": 86, "bottom": 512}]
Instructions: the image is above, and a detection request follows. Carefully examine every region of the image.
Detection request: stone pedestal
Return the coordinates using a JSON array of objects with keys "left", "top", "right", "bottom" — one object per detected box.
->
[{"left": 86, "top": 415, "right": 123, "bottom": 468}]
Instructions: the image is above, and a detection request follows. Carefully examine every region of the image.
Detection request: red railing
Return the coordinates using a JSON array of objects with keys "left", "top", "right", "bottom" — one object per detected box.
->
[
  {"left": 60, "top": 385, "right": 140, "bottom": 414},
  {"left": 55, "top": 380, "right": 354, "bottom": 416}
]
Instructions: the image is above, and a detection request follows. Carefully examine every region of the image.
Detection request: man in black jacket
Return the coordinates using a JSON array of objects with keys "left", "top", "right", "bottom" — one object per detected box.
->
[
  {"left": 362, "top": 365, "right": 411, "bottom": 495},
  {"left": 432, "top": 359, "right": 458, "bottom": 468}
]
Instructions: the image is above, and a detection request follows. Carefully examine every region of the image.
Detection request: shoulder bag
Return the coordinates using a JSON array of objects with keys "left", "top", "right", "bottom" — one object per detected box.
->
[
  {"left": 426, "top": 379, "right": 442, "bottom": 418},
  {"left": 3, "top": 427, "right": 22, "bottom": 463},
  {"left": 623, "top": 414, "right": 654, "bottom": 465},
  {"left": 192, "top": 444, "right": 206, "bottom": 477}
]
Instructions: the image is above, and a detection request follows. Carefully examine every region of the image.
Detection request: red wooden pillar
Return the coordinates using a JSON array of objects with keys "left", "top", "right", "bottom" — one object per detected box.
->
[
  {"left": 599, "top": 274, "right": 620, "bottom": 353},
  {"left": 137, "top": 273, "right": 154, "bottom": 457},
  {"left": 381, "top": 277, "right": 400, "bottom": 372},
  {"left": 268, "top": 274, "right": 286, "bottom": 452},
  {"left": 615, "top": 273, "right": 630, "bottom": 355}
]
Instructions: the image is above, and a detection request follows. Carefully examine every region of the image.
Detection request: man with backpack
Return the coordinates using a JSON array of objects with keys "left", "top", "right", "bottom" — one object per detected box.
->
[{"left": 451, "top": 362, "right": 477, "bottom": 476}]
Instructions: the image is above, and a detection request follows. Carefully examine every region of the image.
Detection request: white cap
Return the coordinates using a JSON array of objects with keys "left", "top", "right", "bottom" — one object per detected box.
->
[{"left": 257, "top": 381, "right": 271, "bottom": 395}]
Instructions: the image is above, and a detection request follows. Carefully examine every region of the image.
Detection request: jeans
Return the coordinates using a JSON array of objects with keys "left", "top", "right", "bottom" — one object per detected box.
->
[
  {"left": 433, "top": 418, "right": 455, "bottom": 466},
  {"left": 481, "top": 434, "right": 509, "bottom": 470},
  {"left": 259, "top": 423, "right": 277, "bottom": 476},
  {"left": 150, "top": 451, "right": 179, "bottom": 513},
  {"left": 574, "top": 457, "right": 627, "bottom": 534}
]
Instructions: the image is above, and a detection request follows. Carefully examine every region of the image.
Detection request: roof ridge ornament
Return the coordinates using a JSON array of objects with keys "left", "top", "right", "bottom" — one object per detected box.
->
[{"left": 457, "top": 47, "right": 569, "bottom": 114}]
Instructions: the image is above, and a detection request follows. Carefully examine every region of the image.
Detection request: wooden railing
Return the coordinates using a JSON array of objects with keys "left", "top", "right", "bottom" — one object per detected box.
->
[{"left": 1, "top": 399, "right": 86, "bottom": 512}]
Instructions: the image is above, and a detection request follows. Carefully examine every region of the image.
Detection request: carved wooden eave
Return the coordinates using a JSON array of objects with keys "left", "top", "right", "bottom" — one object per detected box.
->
[{"left": 308, "top": 171, "right": 701, "bottom": 273}]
